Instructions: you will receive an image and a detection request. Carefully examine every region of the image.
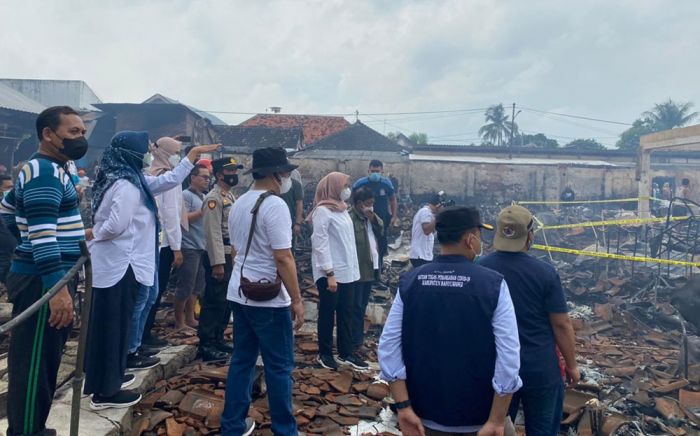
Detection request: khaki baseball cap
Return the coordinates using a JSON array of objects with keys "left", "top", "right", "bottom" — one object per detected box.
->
[{"left": 493, "top": 205, "right": 534, "bottom": 252}]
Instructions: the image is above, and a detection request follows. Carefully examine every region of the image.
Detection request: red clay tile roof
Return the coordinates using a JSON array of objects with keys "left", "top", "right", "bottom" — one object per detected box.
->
[
  {"left": 305, "top": 121, "right": 401, "bottom": 152},
  {"left": 240, "top": 114, "right": 351, "bottom": 145}
]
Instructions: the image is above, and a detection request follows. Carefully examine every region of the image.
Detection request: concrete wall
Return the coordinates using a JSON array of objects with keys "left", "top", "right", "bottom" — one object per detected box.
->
[
  {"left": 215, "top": 151, "right": 699, "bottom": 206},
  {"left": 289, "top": 157, "right": 411, "bottom": 191},
  {"left": 406, "top": 161, "right": 624, "bottom": 204},
  {"left": 288, "top": 156, "right": 700, "bottom": 205}
]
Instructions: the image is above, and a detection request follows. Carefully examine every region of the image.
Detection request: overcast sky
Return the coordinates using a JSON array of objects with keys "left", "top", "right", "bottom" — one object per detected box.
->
[{"left": 2, "top": 0, "right": 698, "bottom": 147}]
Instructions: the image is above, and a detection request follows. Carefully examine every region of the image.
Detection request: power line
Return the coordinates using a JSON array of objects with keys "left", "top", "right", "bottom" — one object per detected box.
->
[
  {"left": 362, "top": 110, "right": 485, "bottom": 124},
  {"left": 187, "top": 105, "right": 633, "bottom": 129},
  {"left": 363, "top": 114, "right": 413, "bottom": 135},
  {"left": 518, "top": 106, "right": 632, "bottom": 126},
  {"left": 527, "top": 112, "right": 621, "bottom": 136},
  {"left": 201, "top": 107, "right": 491, "bottom": 117},
  {"left": 358, "top": 107, "right": 489, "bottom": 116}
]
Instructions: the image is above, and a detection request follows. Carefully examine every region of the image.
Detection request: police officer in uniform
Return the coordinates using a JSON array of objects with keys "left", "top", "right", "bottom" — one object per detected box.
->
[{"left": 199, "top": 157, "right": 244, "bottom": 361}]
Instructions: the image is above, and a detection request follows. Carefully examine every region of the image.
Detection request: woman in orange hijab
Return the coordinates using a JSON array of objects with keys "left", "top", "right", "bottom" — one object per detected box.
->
[{"left": 309, "top": 172, "right": 368, "bottom": 370}]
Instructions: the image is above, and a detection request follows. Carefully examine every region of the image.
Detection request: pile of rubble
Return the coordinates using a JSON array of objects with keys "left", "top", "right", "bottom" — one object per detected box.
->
[
  {"left": 130, "top": 337, "right": 392, "bottom": 435},
  {"left": 525, "top": 205, "right": 700, "bottom": 434},
  {"left": 130, "top": 248, "right": 395, "bottom": 435},
  {"left": 127, "top": 202, "right": 700, "bottom": 435}
]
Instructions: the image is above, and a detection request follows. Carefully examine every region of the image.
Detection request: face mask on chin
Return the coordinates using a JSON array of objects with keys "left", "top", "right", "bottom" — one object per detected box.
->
[
  {"left": 467, "top": 234, "right": 483, "bottom": 264},
  {"left": 142, "top": 152, "right": 154, "bottom": 168},
  {"left": 279, "top": 176, "right": 292, "bottom": 194},
  {"left": 474, "top": 242, "right": 483, "bottom": 264},
  {"left": 168, "top": 154, "right": 180, "bottom": 167},
  {"left": 340, "top": 187, "right": 351, "bottom": 201}
]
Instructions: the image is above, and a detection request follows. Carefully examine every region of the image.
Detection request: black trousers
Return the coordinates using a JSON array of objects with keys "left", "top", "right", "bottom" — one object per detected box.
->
[
  {"left": 317, "top": 278, "right": 355, "bottom": 358},
  {"left": 0, "top": 251, "right": 12, "bottom": 284},
  {"left": 198, "top": 253, "right": 232, "bottom": 347},
  {"left": 5, "top": 272, "right": 72, "bottom": 436},
  {"left": 410, "top": 258, "right": 430, "bottom": 268},
  {"left": 84, "top": 266, "right": 138, "bottom": 397},
  {"left": 142, "top": 247, "right": 174, "bottom": 341},
  {"left": 352, "top": 281, "right": 373, "bottom": 350}
]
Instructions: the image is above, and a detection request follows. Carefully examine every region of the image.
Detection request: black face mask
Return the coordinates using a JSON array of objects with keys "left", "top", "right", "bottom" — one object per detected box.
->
[
  {"left": 57, "top": 135, "right": 89, "bottom": 160},
  {"left": 223, "top": 174, "right": 238, "bottom": 187}
]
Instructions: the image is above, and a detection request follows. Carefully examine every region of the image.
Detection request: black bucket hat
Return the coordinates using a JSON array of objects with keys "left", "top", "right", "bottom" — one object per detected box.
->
[{"left": 243, "top": 147, "right": 298, "bottom": 175}]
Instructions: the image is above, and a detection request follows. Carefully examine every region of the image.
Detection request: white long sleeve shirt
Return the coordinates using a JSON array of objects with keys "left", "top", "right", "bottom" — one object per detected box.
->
[
  {"left": 311, "top": 206, "right": 360, "bottom": 284},
  {"left": 156, "top": 184, "right": 183, "bottom": 250},
  {"left": 90, "top": 158, "right": 193, "bottom": 288}
]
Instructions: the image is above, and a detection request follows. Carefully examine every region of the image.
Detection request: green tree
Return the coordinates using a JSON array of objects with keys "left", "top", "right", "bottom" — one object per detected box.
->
[
  {"left": 642, "top": 99, "right": 697, "bottom": 131},
  {"left": 615, "top": 118, "right": 656, "bottom": 151},
  {"left": 386, "top": 131, "right": 428, "bottom": 144},
  {"left": 615, "top": 100, "right": 697, "bottom": 150},
  {"left": 519, "top": 133, "right": 559, "bottom": 148},
  {"left": 408, "top": 132, "right": 428, "bottom": 145},
  {"left": 565, "top": 138, "right": 606, "bottom": 150},
  {"left": 478, "top": 104, "right": 518, "bottom": 146}
]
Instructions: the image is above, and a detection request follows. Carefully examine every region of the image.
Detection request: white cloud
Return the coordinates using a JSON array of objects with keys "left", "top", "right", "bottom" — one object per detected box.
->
[{"left": 1, "top": 0, "right": 698, "bottom": 146}]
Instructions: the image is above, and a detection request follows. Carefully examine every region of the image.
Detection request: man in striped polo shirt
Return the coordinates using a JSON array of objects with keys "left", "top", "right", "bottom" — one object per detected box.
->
[{"left": 2, "top": 106, "right": 88, "bottom": 436}]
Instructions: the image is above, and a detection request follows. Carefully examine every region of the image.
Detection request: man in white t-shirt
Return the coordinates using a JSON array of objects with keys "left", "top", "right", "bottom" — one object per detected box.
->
[
  {"left": 222, "top": 147, "right": 304, "bottom": 436},
  {"left": 409, "top": 193, "right": 441, "bottom": 268}
]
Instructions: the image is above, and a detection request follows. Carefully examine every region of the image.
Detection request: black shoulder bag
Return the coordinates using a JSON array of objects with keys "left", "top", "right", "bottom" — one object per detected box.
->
[{"left": 239, "top": 191, "right": 283, "bottom": 302}]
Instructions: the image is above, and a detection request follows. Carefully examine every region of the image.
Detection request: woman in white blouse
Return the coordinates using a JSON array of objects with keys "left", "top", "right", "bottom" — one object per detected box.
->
[
  {"left": 84, "top": 131, "right": 216, "bottom": 410},
  {"left": 309, "top": 172, "right": 367, "bottom": 370},
  {"left": 141, "top": 136, "right": 188, "bottom": 349}
]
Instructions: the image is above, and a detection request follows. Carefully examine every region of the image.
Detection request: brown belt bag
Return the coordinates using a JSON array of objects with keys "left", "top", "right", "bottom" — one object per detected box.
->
[{"left": 238, "top": 191, "right": 282, "bottom": 302}]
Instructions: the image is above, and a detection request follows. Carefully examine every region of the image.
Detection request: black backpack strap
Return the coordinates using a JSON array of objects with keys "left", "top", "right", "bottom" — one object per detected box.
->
[{"left": 239, "top": 191, "right": 276, "bottom": 296}]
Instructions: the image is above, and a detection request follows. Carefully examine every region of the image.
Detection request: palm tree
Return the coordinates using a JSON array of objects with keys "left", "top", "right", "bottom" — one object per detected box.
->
[
  {"left": 642, "top": 100, "right": 698, "bottom": 131},
  {"left": 479, "top": 104, "right": 518, "bottom": 146}
]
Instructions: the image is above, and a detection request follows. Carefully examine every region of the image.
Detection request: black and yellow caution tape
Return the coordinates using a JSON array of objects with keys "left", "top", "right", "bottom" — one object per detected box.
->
[
  {"left": 536, "top": 215, "right": 689, "bottom": 231},
  {"left": 532, "top": 244, "right": 700, "bottom": 268},
  {"left": 514, "top": 196, "right": 660, "bottom": 206}
]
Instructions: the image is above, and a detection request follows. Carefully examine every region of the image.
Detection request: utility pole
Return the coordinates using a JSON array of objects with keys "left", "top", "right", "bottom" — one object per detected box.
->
[
  {"left": 509, "top": 103, "right": 516, "bottom": 159},
  {"left": 508, "top": 103, "right": 521, "bottom": 159}
]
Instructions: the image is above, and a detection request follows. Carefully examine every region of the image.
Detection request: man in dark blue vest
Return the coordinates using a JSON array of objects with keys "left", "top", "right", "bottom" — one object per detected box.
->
[
  {"left": 379, "top": 206, "right": 521, "bottom": 436},
  {"left": 480, "top": 205, "right": 579, "bottom": 436}
]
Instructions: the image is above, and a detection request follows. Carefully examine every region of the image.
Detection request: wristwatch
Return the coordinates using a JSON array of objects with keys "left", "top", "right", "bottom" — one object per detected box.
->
[
  {"left": 394, "top": 400, "right": 412, "bottom": 410},
  {"left": 326, "top": 271, "right": 335, "bottom": 277}
]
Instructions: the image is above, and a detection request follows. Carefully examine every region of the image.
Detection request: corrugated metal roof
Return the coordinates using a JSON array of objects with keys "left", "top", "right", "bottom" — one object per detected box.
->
[
  {"left": 143, "top": 94, "right": 228, "bottom": 125},
  {"left": 215, "top": 125, "right": 302, "bottom": 150},
  {"left": 0, "top": 79, "right": 101, "bottom": 111},
  {"left": 0, "top": 82, "right": 45, "bottom": 114}
]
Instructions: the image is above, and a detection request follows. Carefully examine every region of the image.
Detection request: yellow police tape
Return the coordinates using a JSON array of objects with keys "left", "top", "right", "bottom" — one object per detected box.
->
[
  {"left": 515, "top": 196, "right": 658, "bottom": 206},
  {"left": 536, "top": 215, "right": 688, "bottom": 231},
  {"left": 531, "top": 244, "right": 700, "bottom": 268}
]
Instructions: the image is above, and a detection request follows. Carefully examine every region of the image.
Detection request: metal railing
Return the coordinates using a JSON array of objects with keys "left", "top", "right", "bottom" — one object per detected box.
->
[{"left": 0, "top": 241, "right": 93, "bottom": 436}]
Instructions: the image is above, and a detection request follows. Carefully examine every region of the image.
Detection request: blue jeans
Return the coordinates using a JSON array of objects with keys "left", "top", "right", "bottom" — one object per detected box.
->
[
  {"left": 128, "top": 283, "right": 158, "bottom": 354},
  {"left": 508, "top": 380, "right": 565, "bottom": 436},
  {"left": 222, "top": 303, "right": 296, "bottom": 435}
]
